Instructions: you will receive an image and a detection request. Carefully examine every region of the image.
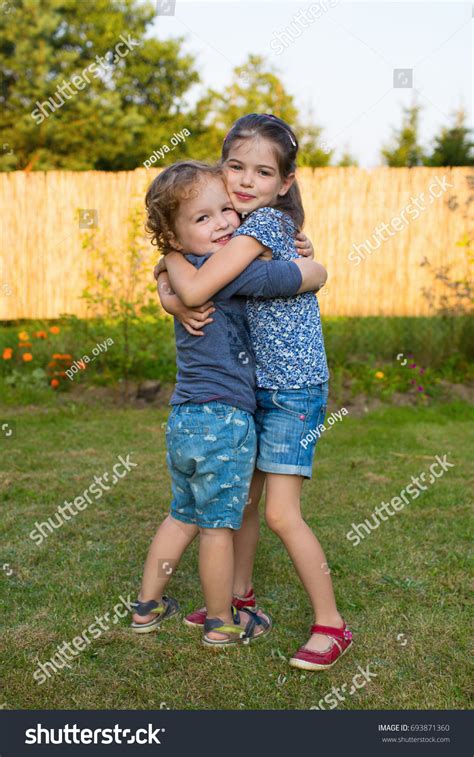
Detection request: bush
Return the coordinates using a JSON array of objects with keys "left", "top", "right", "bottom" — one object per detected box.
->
[{"left": 0, "top": 316, "right": 471, "bottom": 399}]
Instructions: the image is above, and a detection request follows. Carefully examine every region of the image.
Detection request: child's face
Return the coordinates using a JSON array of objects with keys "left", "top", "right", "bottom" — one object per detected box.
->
[
  {"left": 222, "top": 137, "right": 295, "bottom": 215},
  {"left": 172, "top": 176, "right": 241, "bottom": 255}
]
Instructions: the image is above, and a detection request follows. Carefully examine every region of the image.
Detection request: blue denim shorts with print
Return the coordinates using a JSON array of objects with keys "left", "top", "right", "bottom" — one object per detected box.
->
[
  {"left": 166, "top": 401, "right": 257, "bottom": 530},
  {"left": 254, "top": 382, "right": 329, "bottom": 479}
]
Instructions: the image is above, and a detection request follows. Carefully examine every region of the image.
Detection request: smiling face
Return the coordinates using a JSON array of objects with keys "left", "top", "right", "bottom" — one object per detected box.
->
[
  {"left": 171, "top": 175, "right": 241, "bottom": 255},
  {"left": 222, "top": 136, "right": 295, "bottom": 215}
]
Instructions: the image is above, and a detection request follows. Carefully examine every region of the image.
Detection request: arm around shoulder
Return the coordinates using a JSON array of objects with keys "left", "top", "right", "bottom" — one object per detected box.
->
[
  {"left": 293, "top": 258, "right": 328, "bottom": 293},
  {"left": 166, "top": 236, "right": 265, "bottom": 307}
]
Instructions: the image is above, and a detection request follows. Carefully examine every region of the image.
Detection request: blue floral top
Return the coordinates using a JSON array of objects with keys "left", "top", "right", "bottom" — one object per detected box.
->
[{"left": 233, "top": 207, "right": 329, "bottom": 390}]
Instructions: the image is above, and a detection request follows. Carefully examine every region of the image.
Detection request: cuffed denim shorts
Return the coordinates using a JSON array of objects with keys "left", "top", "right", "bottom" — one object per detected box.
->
[
  {"left": 254, "top": 382, "right": 329, "bottom": 479},
  {"left": 166, "top": 401, "right": 257, "bottom": 530}
]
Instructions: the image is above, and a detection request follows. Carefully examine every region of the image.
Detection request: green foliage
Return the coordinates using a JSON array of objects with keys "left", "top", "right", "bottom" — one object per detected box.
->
[
  {"left": 337, "top": 150, "right": 358, "bottom": 167},
  {"left": 0, "top": 0, "right": 200, "bottom": 170},
  {"left": 1, "top": 316, "right": 471, "bottom": 401},
  {"left": 192, "top": 55, "right": 332, "bottom": 167},
  {"left": 0, "top": 324, "right": 75, "bottom": 390},
  {"left": 382, "top": 104, "right": 473, "bottom": 168},
  {"left": 0, "top": 2, "right": 334, "bottom": 171},
  {"left": 382, "top": 104, "right": 426, "bottom": 167},
  {"left": 80, "top": 201, "right": 172, "bottom": 385},
  {"left": 4, "top": 366, "right": 47, "bottom": 388},
  {"left": 424, "top": 109, "right": 474, "bottom": 167}
]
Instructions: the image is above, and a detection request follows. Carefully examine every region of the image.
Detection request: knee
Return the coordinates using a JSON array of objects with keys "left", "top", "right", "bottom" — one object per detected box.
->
[{"left": 265, "top": 507, "right": 295, "bottom": 535}]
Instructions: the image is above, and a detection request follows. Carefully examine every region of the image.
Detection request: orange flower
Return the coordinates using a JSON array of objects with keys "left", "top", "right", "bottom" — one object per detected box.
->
[
  {"left": 35, "top": 331, "right": 47, "bottom": 339},
  {"left": 19, "top": 342, "right": 32, "bottom": 348},
  {"left": 375, "top": 371, "right": 385, "bottom": 379},
  {"left": 22, "top": 353, "right": 33, "bottom": 362},
  {"left": 50, "top": 378, "right": 60, "bottom": 389},
  {"left": 49, "top": 326, "right": 60, "bottom": 334},
  {"left": 48, "top": 360, "right": 58, "bottom": 368},
  {"left": 18, "top": 330, "right": 29, "bottom": 341},
  {"left": 52, "top": 353, "right": 63, "bottom": 359},
  {"left": 2, "top": 348, "right": 13, "bottom": 360},
  {"left": 61, "top": 354, "right": 72, "bottom": 360}
]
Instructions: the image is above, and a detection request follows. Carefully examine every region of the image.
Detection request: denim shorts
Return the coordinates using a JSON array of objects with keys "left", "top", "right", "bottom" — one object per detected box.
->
[
  {"left": 166, "top": 402, "right": 257, "bottom": 530},
  {"left": 254, "top": 382, "right": 329, "bottom": 479}
]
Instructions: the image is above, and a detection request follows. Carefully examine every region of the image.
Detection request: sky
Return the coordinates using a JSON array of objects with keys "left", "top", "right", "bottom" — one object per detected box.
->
[{"left": 150, "top": 0, "right": 473, "bottom": 166}]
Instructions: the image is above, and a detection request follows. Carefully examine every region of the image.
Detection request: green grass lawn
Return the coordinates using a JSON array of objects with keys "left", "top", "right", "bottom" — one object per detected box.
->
[{"left": 0, "top": 400, "right": 472, "bottom": 710}]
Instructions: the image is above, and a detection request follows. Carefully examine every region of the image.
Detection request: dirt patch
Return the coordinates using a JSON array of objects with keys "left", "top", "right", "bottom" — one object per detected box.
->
[
  {"left": 59, "top": 381, "right": 175, "bottom": 409},
  {"left": 5, "top": 379, "right": 473, "bottom": 415}
]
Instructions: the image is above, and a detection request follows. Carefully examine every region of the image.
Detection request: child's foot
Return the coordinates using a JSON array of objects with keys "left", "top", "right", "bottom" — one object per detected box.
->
[
  {"left": 203, "top": 606, "right": 272, "bottom": 646},
  {"left": 304, "top": 614, "right": 345, "bottom": 653},
  {"left": 289, "top": 620, "right": 353, "bottom": 671},
  {"left": 184, "top": 586, "right": 257, "bottom": 628},
  {"left": 130, "top": 596, "right": 180, "bottom": 633}
]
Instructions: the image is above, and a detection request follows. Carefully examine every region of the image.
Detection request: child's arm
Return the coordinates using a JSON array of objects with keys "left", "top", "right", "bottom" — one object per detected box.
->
[
  {"left": 156, "top": 272, "right": 215, "bottom": 336},
  {"left": 293, "top": 258, "right": 328, "bottom": 293},
  {"left": 165, "top": 235, "right": 265, "bottom": 307}
]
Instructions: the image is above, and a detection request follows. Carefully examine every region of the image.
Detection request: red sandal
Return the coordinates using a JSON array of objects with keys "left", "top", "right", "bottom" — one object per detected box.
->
[
  {"left": 289, "top": 622, "right": 353, "bottom": 671},
  {"left": 183, "top": 586, "right": 258, "bottom": 628}
]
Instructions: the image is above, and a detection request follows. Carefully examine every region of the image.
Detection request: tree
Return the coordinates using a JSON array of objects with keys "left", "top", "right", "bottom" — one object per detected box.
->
[
  {"left": 193, "top": 55, "right": 332, "bottom": 167},
  {"left": 337, "top": 148, "right": 358, "bottom": 167},
  {"left": 424, "top": 108, "right": 474, "bottom": 167},
  {"left": 0, "top": 0, "right": 200, "bottom": 171},
  {"left": 297, "top": 120, "right": 332, "bottom": 168},
  {"left": 381, "top": 103, "right": 426, "bottom": 167}
]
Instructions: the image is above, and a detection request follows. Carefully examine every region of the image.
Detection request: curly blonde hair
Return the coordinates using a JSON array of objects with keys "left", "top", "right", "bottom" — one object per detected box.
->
[{"left": 145, "top": 160, "right": 223, "bottom": 255}]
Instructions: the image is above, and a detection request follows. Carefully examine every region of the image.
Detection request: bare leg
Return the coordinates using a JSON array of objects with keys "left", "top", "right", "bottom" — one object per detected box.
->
[
  {"left": 199, "top": 527, "right": 234, "bottom": 640},
  {"left": 265, "top": 473, "right": 343, "bottom": 652},
  {"left": 199, "top": 525, "right": 269, "bottom": 641},
  {"left": 232, "top": 469, "right": 266, "bottom": 596},
  {"left": 132, "top": 514, "right": 198, "bottom": 625}
]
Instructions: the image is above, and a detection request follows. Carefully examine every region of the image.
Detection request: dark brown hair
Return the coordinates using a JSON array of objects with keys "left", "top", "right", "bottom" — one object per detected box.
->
[
  {"left": 221, "top": 113, "right": 304, "bottom": 229},
  {"left": 145, "top": 160, "right": 223, "bottom": 255}
]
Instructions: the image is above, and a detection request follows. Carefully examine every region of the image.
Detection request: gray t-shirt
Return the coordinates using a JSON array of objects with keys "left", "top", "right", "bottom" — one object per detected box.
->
[{"left": 170, "top": 254, "right": 302, "bottom": 414}]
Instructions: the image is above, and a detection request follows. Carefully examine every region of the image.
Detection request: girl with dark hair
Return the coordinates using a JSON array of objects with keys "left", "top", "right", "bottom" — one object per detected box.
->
[{"left": 156, "top": 114, "right": 352, "bottom": 670}]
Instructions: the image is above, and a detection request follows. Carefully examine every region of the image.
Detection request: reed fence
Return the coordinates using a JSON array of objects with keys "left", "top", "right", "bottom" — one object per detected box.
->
[{"left": 0, "top": 167, "right": 472, "bottom": 319}]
